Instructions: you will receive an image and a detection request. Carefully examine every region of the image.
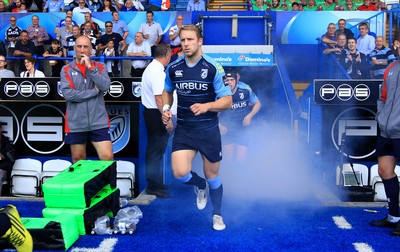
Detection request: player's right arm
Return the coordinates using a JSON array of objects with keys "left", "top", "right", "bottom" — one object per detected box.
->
[{"left": 161, "top": 89, "right": 173, "bottom": 125}]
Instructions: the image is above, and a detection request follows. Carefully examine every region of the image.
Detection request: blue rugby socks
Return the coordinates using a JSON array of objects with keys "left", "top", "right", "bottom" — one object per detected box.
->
[
  {"left": 207, "top": 177, "right": 223, "bottom": 216},
  {"left": 383, "top": 176, "right": 400, "bottom": 218},
  {"left": 177, "top": 171, "right": 207, "bottom": 190}
]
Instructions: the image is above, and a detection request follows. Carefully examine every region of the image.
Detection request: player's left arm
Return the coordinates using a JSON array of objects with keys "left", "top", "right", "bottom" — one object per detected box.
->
[
  {"left": 243, "top": 100, "right": 261, "bottom": 126},
  {"left": 243, "top": 87, "right": 261, "bottom": 125}
]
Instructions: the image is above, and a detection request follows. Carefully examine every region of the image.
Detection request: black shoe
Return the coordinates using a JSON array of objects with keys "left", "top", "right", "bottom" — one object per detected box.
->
[
  {"left": 161, "top": 184, "right": 169, "bottom": 190},
  {"left": 392, "top": 223, "right": 400, "bottom": 236},
  {"left": 371, "top": 217, "right": 399, "bottom": 228},
  {"left": 145, "top": 188, "right": 171, "bottom": 198}
]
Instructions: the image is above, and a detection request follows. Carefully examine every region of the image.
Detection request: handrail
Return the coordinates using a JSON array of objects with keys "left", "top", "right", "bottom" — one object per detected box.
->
[{"left": 217, "top": 3, "right": 252, "bottom": 11}]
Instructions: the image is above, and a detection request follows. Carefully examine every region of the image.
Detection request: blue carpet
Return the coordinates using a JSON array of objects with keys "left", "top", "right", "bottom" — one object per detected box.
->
[{"left": 1, "top": 183, "right": 400, "bottom": 251}]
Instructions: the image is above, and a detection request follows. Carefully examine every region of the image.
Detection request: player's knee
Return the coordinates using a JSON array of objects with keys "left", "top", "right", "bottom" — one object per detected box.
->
[{"left": 99, "top": 152, "right": 114, "bottom": 161}]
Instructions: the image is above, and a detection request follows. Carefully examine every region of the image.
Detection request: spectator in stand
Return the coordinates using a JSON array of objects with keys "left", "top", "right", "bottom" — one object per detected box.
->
[
  {"left": 43, "top": 39, "right": 63, "bottom": 77},
  {"left": 139, "top": 11, "right": 163, "bottom": 56},
  {"left": 20, "top": 56, "right": 45, "bottom": 77},
  {"left": 148, "top": 0, "right": 162, "bottom": 11},
  {"left": 285, "top": 0, "right": 300, "bottom": 10},
  {"left": 0, "top": 1, "right": 8, "bottom": 12},
  {"left": 321, "top": 23, "right": 337, "bottom": 47},
  {"left": 13, "top": 30, "right": 36, "bottom": 72},
  {"left": 18, "top": 2, "right": 27, "bottom": 12},
  {"left": 169, "top": 14, "right": 184, "bottom": 60},
  {"left": 0, "top": 55, "right": 15, "bottom": 77},
  {"left": 357, "top": 0, "right": 378, "bottom": 10},
  {"left": 63, "top": 25, "right": 80, "bottom": 58},
  {"left": 371, "top": 0, "right": 385, "bottom": 10},
  {"left": 55, "top": 10, "right": 77, "bottom": 35},
  {"left": 303, "top": 0, "right": 318, "bottom": 10},
  {"left": 26, "top": 15, "right": 49, "bottom": 71},
  {"left": 126, "top": 32, "right": 151, "bottom": 78},
  {"left": 187, "top": 0, "right": 206, "bottom": 11},
  {"left": 369, "top": 36, "right": 396, "bottom": 79},
  {"left": 111, "top": 11, "right": 129, "bottom": 40},
  {"left": 56, "top": 17, "right": 73, "bottom": 48},
  {"left": 252, "top": 0, "right": 269, "bottom": 10},
  {"left": 103, "top": 39, "right": 116, "bottom": 77},
  {"left": 98, "top": 0, "right": 118, "bottom": 12},
  {"left": 357, "top": 22, "right": 375, "bottom": 56},
  {"left": 82, "top": 21, "right": 98, "bottom": 56},
  {"left": 111, "top": 0, "right": 124, "bottom": 10},
  {"left": 43, "top": 0, "right": 64, "bottom": 12},
  {"left": 270, "top": 0, "right": 286, "bottom": 10},
  {"left": 323, "top": 33, "right": 347, "bottom": 60},
  {"left": 80, "top": 12, "right": 101, "bottom": 38},
  {"left": 10, "top": 0, "right": 21, "bottom": 12},
  {"left": 5, "top": 16, "right": 21, "bottom": 75},
  {"left": 291, "top": 2, "right": 301, "bottom": 10},
  {"left": 317, "top": 0, "right": 336, "bottom": 10},
  {"left": 132, "top": 0, "right": 145, "bottom": 11},
  {"left": 86, "top": 0, "right": 102, "bottom": 11},
  {"left": 73, "top": 0, "right": 91, "bottom": 13},
  {"left": 341, "top": 38, "right": 367, "bottom": 79},
  {"left": 343, "top": 0, "right": 357, "bottom": 10},
  {"left": 336, "top": 19, "right": 354, "bottom": 40},
  {"left": 98, "top": 21, "right": 127, "bottom": 76},
  {"left": 120, "top": 0, "right": 141, "bottom": 11}
]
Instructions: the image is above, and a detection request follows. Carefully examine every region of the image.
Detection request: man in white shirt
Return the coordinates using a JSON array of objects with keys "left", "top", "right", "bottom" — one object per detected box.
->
[
  {"left": 139, "top": 10, "right": 163, "bottom": 56},
  {"left": 126, "top": 32, "right": 151, "bottom": 78},
  {"left": 357, "top": 22, "right": 375, "bottom": 55},
  {"left": 141, "top": 44, "right": 172, "bottom": 198},
  {"left": 72, "top": 0, "right": 91, "bottom": 13},
  {"left": 169, "top": 14, "right": 184, "bottom": 48}
]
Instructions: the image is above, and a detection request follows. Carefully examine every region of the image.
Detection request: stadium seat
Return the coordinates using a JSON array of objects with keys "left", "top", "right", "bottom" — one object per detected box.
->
[
  {"left": 370, "top": 164, "right": 400, "bottom": 201},
  {"left": 116, "top": 160, "right": 135, "bottom": 198},
  {"left": 41, "top": 159, "right": 72, "bottom": 184},
  {"left": 10, "top": 158, "right": 42, "bottom": 196},
  {"left": 341, "top": 163, "right": 369, "bottom": 186}
]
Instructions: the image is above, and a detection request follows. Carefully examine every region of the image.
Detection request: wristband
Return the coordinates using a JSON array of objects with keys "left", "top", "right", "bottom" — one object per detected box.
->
[{"left": 162, "top": 104, "right": 170, "bottom": 113}]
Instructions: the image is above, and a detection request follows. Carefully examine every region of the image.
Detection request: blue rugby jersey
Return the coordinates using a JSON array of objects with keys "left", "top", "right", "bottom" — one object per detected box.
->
[
  {"left": 219, "top": 81, "right": 259, "bottom": 128},
  {"left": 165, "top": 54, "right": 231, "bottom": 130}
]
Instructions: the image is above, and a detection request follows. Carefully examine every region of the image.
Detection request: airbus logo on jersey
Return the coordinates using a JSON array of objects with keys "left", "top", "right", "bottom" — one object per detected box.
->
[
  {"left": 232, "top": 101, "right": 247, "bottom": 109},
  {"left": 201, "top": 69, "right": 208, "bottom": 79},
  {"left": 176, "top": 82, "right": 208, "bottom": 91},
  {"left": 175, "top": 70, "right": 183, "bottom": 77}
]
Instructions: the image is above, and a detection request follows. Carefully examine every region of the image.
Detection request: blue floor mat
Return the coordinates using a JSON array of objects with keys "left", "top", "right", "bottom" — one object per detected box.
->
[{"left": 1, "top": 183, "right": 400, "bottom": 251}]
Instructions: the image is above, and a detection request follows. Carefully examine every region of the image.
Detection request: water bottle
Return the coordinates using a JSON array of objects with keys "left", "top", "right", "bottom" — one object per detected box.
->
[
  {"left": 91, "top": 216, "right": 113, "bottom": 235},
  {"left": 113, "top": 206, "right": 143, "bottom": 234},
  {"left": 119, "top": 198, "right": 129, "bottom": 208}
]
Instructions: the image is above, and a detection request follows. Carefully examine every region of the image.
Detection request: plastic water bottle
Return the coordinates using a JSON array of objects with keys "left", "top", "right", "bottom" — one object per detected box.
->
[
  {"left": 119, "top": 198, "right": 129, "bottom": 208},
  {"left": 91, "top": 216, "right": 113, "bottom": 235},
  {"left": 113, "top": 206, "right": 143, "bottom": 234}
]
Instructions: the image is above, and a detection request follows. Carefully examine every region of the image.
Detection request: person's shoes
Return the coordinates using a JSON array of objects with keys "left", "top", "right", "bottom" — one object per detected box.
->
[
  {"left": 0, "top": 204, "right": 33, "bottom": 252},
  {"left": 145, "top": 188, "right": 171, "bottom": 198},
  {"left": 161, "top": 184, "right": 169, "bottom": 190},
  {"left": 392, "top": 222, "right": 400, "bottom": 236},
  {"left": 194, "top": 183, "right": 208, "bottom": 210},
  {"left": 212, "top": 215, "right": 226, "bottom": 231},
  {"left": 371, "top": 217, "right": 399, "bottom": 228}
]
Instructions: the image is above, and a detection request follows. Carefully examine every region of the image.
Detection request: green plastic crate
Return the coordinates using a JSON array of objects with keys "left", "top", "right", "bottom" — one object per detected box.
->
[
  {"left": 0, "top": 214, "right": 79, "bottom": 251},
  {"left": 43, "top": 185, "right": 120, "bottom": 235},
  {"left": 42, "top": 160, "right": 116, "bottom": 208}
]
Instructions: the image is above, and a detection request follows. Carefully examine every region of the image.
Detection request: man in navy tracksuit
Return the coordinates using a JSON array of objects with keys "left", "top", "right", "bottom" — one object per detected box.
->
[
  {"left": 371, "top": 29, "right": 400, "bottom": 236},
  {"left": 60, "top": 36, "right": 113, "bottom": 164}
]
